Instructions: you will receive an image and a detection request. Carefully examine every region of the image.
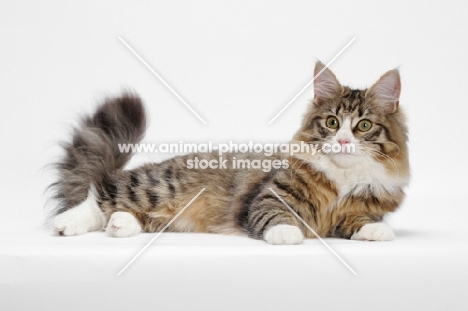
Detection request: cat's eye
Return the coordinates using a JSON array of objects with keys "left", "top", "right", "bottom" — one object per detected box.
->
[
  {"left": 326, "top": 116, "right": 339, "bottom": 129},
  {"left": 357, "top": 119, "right": 372, "bottom": 132}
]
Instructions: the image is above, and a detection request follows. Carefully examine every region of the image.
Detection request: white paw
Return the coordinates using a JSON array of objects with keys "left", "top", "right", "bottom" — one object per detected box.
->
[
  {"left": 264, "top": 224, "right": 303, "bottom": 245},
  {"left": 351, "top": 223, "right": 394, "bottom": 241},
  {"left": 106, "top": 212, "right": 142, "bottom": 238},
  {"left": 53, "top": 190, "right": 104, "bottom": 236},
  {"left": 53, "top": 212, "right": 88, "bottom": 236}
]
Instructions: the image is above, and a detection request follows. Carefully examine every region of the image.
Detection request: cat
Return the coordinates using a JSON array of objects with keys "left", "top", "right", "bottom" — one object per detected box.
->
[{"left": 49, "top": 61, "right": 409, "bottom": 244}]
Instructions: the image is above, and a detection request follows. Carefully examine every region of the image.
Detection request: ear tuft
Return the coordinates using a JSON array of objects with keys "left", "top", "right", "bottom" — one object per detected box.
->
[
  {"left": 368, "top": 69, "right": 401, "bottom": 113},
  {"left": 313, "top": 61, "right": 341, "bottom": 101}
]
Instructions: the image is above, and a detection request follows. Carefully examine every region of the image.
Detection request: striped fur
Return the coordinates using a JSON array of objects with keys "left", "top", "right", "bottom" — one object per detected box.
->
[{"left": 49, "top": 62, "right": 409, "bottom": 243}]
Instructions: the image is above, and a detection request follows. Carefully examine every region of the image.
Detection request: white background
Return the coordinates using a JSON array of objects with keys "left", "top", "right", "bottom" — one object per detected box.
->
[{"left": 1, "top": 1, "right": 468, "bottom": 310}]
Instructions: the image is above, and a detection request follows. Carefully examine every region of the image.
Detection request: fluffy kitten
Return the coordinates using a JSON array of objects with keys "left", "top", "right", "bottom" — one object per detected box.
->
[{"left": 49, "top": 62, "right": 409, "bottom": 244}]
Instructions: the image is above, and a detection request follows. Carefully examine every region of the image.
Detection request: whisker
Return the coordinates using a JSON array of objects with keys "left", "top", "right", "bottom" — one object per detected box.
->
[
  {"left": 365, "top": 141, "right": 401, "bottom": 157},
  {"left": 360, "top": 146, "right": 400, "bottom": 178},
  {"left": 289, "top": 156, "right": 303, "bottom": 180},
  {"left": 290, "top": 156, "right": 308, "bottom": 181}
]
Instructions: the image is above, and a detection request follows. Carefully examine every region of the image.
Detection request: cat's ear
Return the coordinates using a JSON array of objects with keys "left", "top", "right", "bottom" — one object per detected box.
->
[
  {"left": 367, "top": 69, "right": 401, "bottom": 113},
  {"left": 314, "top": 61, "right": 342, "bottom": 101}
]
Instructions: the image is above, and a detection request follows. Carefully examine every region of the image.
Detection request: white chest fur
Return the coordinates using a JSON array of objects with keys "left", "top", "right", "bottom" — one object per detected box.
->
[{"left": 311, "top": 154, "right": 408, "bottom": 198}]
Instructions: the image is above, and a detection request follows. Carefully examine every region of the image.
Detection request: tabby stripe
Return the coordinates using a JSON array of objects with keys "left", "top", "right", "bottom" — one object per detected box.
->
[
  {"left": 349, "top": 89, "right": 360, "bottom": 99},
  {"left": 167, "top": 183, "right": 175, "bottom": 195},
  {"left": 175, "top": 168, "right": 181, "bottom": 180},
  {"left": 103, "top": 179, "right": 118, "bottom": 200},
  {"left": 238, "top": 171, "right": 276, "bottom": 228},
  {"left": 163, "top": 168, "right": 172, "bottom": 182},
  {"left": 273, "top": 179, "right": 306, "bottom": 204},
  {"left": 121, "top": 201, "right": 132, "bottom": 210},
  {"left": 146, "top": 189, "right": 159, "bottom": 207},
  {"left": 310, "top": 116, "right": 327, "bottom": 138},
  {"left": 290, "top": 171, "right": 310, "bottom": 196},
  {"left": 375, "top": 122, "right": 393, "bottom": 141},
  {"left": 249, "top": 209, "right": 267, "bottom": 228},
  {"left": 370, "top": 195, "right": 380, "bottom": 205},
  {"left": 375, "top": 142, "right": 385, "bottom": 153},
  {"left": 358, "top": 107, "right": 365, "bottom": 117},
  {"left": 335, "top": 105, "right": 341, "bottom": 115},
  {"left": 363, "top": 127, "right": 382, "bottom": 141},
  {"left": 307, "top": 116, "right": 322, "bottom": 130},
  {"left": 130, "top": 171, "right": 140, "bottom": 187},
  {"left": 318, "top": 127, "right": 328, "bottom": 139},
  {"left": 308, "top": 203, "right": 318, "bottom": 223},
  {"left": 127, "top": 185, "right": 138, "bottom": 203},
  {"left": 259, "top": 213, "right": 279, "bottom": 232},
  {"left": 334, "top": 217, "right": 347, "bottom": 237},
  {"left": 256, "top": 193, "right": 281, "bottom": 204}
]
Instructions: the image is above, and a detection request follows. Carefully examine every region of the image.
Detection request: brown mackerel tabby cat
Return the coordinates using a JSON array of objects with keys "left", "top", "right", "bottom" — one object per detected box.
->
[{"left": 50, "top": 61, "right": 409, "bottom": 244}]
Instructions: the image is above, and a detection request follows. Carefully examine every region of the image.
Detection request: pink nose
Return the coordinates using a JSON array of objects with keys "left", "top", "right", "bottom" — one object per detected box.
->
[{"left": 337, "top": 138, "right": 350, "bottom": 145}]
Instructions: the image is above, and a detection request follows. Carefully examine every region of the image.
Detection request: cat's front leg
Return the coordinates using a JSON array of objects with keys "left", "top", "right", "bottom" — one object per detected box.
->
[
  {"left": 263, "top": 224, "right": 304, "bottom": 245},
  {"left": 244, "top": 193, "right": 304, "bottom": 245},
  {"left": 351, "top": 222, "right": 394, "bottom": 241},
  {"left": 334, "top": 213, "right": 394, "bottom": 241}
]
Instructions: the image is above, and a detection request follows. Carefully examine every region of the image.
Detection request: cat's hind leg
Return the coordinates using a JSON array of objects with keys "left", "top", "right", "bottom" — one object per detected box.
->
[
  {"left": 53, "top": 189, "right": 105, "bottom": 236},
  {"left": 105, "top": 212, "right": 142, "bottom": 237}
]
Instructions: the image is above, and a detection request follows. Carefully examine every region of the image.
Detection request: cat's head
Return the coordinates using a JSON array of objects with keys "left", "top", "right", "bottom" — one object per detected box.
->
[{"left": 292, "top": 62, "right": 409, "bottom": 177}]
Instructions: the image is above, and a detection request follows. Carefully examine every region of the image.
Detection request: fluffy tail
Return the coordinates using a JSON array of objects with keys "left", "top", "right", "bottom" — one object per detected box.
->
[{"left": 49, "top": 93, "right": 147, "bottom": 216}]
